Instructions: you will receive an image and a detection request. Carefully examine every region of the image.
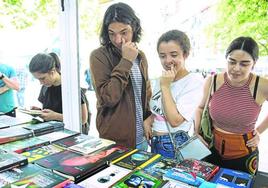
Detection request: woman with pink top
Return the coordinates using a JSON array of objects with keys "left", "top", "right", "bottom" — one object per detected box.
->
[{"left": 195, "top": 36, "right": 268, "bottom": 174}]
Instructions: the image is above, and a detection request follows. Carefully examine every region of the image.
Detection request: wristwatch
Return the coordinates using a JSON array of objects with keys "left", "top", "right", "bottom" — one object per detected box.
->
[{"left": 0, "top": 74, "right": 4, "bottom": 80}]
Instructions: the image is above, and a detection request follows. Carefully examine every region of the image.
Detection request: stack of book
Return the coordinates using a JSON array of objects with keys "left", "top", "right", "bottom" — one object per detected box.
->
[
  {"left": 35, "top": 145, "right": 131, "bottom": 183},
  {"left": 0, "top": 136, "right": 50, "bottom": 154},
  {"left": 0, "top": 149, "right": 28, "bottom": 172},
  {"left": 0, "top": 126, "right": 33, "bottom": 144},
  {"left": 0, "top": 115, "right": 32, "bottom": 129},
  {"left": 37, "top": 128, "right": 80, "bottom": 143},
  {"left": 22, "top": 121, "right": 64, "bottom": 136}
]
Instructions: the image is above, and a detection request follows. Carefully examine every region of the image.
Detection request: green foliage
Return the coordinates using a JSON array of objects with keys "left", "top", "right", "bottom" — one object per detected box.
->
[
  {"left": 0, "top": 0, "right": 58, "bottom": 29},
  {"left": 206, "top": 0, "right": 268, "bottom": 55},
  {"left": 0, "top": 0, "right": 102, "bottom": 40}
]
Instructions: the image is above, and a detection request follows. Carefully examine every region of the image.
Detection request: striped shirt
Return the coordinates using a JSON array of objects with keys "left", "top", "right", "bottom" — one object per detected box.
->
[
  {"left": 209, "top": 73, "right": 261, "bottom": 134},
  {"left": 129, "top": 58, "right": 144, "bottom": 145}
]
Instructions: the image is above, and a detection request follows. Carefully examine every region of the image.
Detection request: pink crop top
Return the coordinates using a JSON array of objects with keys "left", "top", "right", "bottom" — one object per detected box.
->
[{"left": 209, "top": 73, "right": 261, "bottom": 134}]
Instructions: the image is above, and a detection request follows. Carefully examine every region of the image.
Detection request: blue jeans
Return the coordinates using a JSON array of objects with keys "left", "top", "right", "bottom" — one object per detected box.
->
[{"left": 151, "top": 131, "right": 189, "bottom": 159}]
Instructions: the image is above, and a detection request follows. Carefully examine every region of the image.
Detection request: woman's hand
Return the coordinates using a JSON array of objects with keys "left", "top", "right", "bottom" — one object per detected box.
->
[
  {"left": 40, "top": 109, "right": 62, "bottom": 121},
  {"left": 246, "top": 130, "right": 260, "bottom": 147},
  {"left": 30, "top": 106, "right": 42, "bottom": 110},
  {"left": 160, "top": 64, "right": 177, "bottom": 89}
]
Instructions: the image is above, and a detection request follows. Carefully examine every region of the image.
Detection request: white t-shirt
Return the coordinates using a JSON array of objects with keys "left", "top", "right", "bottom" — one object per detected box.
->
[{"left": 150, "top": 73, "right": 204, "bottom": 133}]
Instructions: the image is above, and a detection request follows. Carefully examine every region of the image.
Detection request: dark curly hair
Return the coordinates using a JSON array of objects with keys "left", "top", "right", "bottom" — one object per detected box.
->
[{"left": 99, "top": 2, "right": 142, "bottom": 46}]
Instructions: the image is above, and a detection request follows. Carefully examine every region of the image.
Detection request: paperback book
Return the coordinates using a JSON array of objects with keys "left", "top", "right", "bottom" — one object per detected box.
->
[
  {"left": 22, "top": 121, "right": 64, "bottom": 136},
  {"left": 176, "top": 158, "right": 220, "bottom": 181},
  {"left": 111, "top": 170, "right": 168, "bottom": 188},
  {"left": 53, "top": 134, "right": 95, "bottom": 149},
  {"left": 143, "top": 156, "right": 178, "bottom": 178},
  {"left": 35, "top": 145, "right": 129, "bottom": 183},
  {"left": 0, "top": 115, "right": 32, "bottom": 127},
  {"left": 4, "top": 168, "right": 71, "bottom": 188},
  {"left": 69, "top": 137, "right": 116, "bottom": 155},
  {"left": 0, "top": 149, "right": 28, "bottom": 172},
  {"left": 0, "top": 126, "right": 33, "bottom": 144},
  {"left": 37, "top": 128, "right": 80, "bottom": 143},
  {"left": 0, "top": 122, "right": 9, "bottom": 129},
  {"left": 18, "top": 108, "right": 43, "bottom": 116},
  {"left": 0, "top": 136, "right": 50, "bottom": 154},
  {"left": 21, "top": 144, "right": 64, "bottom": 163},
  {"left": 111, "top": 149, "right": 161, "bottom": 171},
  {"left": 163, "top": 168, "right": 205, "bottom": 187},
  {"left": 0, "top": 163, "right": 43, "bottom": 187},
  {"left": 78, "top": 165, "right": 131, "bottom": 188},
  {"left": 211, "top": 168, "right": 254, "bottom": 188}
]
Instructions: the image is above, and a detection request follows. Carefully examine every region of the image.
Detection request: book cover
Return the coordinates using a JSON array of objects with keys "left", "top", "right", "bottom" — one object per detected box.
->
[
  {"left": 0, "top": 122, "right": 9, "bottom": 129},
  {"left": 64, "top": 182, "right": 85, "bottom": 188},
  {"left": 0, "top": 126, "right": 33, "bottom": 144},
  {"left": 18, "top": 108, "right": 43, "bottom": 116},
  {"left": 78, "top": 165, "right": 131, "bottom": 188},
  {"left": 5, "top": 168, "right": 71, "bottom": 188},
  {"left": 53, "top": 134, "right": 95, "bottom": 149},
  {"left": 37, "top": 128, "right": 80, "bottom": 143},
  {"left": 111, "top": 149, "right": 161, "bottom": 171},
  {"left": 111, "top": 170, "right": 168, "bottom": 188},
  {"left": 0, "top": 149, "right": 28, "bottom": 172},
  {"left": 179, "top": 136, "right": 212, "bottom": 160},
  {"left": 143, "top": 156, "right": 178, "bottom": 178},
  {"left": 163, "top": 181, "right": 197, "bottom": 188},
  {"left": 35, "top": 145, "right": 129, "bottom": 183},
  {"left": 0, "top": 115, "right": 32, "bottom": 127},
  {"left": 0, "top": 163, "right": 43, "bottom": 187},
  {"left": 0, "top": 136, "right": 50, "bottom": 154},
  {"left": 21, "top": 144, "right": 64, "bottom": 163},
  {"left": 163, "top": 168, "right": 205, "bottom": 187},
  {"left": 211, "top": 168, "right": 254, "bottom": 188},
  {"left": 22, "top": 121, "right": 64, "bottom": 136},
  {"left": 69, "top": 137, "right": 116, "bottom": 155},
  {"left": 176, "top": 158, "right": 220, "bottom": 181}
]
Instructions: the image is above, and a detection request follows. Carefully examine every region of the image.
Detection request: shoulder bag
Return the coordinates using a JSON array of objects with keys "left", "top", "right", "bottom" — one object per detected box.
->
[{"left": 199, "top": 75, "right": 215, "bottom": 148}]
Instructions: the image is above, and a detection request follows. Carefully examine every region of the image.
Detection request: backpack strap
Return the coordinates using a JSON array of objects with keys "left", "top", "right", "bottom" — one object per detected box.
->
[
  {"left": 213, "top": 74, "right": 217, "bottom": 93},
  {"left": 253, "top": 75, "right": 260, "bottom": 100}
]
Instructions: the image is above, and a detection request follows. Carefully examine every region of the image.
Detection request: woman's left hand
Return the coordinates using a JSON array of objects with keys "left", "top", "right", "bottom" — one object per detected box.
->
[
  {"left": 40, "top": 109, "right": 58, "bottom": 121},
  {"left": 246, "top": 130, "right": 260, "bottom": 147}
]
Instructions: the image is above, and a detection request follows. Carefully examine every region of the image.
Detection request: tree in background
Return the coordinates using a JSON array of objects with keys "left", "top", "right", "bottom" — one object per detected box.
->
[
  {"left": 0, "top": 0, "right": 103, "bottom": 39},
  {"left": 0, "top": 0, "right": 58, "bottom": 29},
  {"left": 206, "top": 0, "right": 268, "bottom": 56}
]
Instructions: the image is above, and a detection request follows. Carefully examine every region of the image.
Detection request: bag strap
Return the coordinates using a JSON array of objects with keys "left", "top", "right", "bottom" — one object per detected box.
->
[
  {"left": 162, "top": 101, "right": 184, "bottom": 162},
  {"left": 203, "top": 75, "right": 215, "bottom": 111},
  {"left": 253, "top": 75, "right": 259, "bottom": 100}
]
